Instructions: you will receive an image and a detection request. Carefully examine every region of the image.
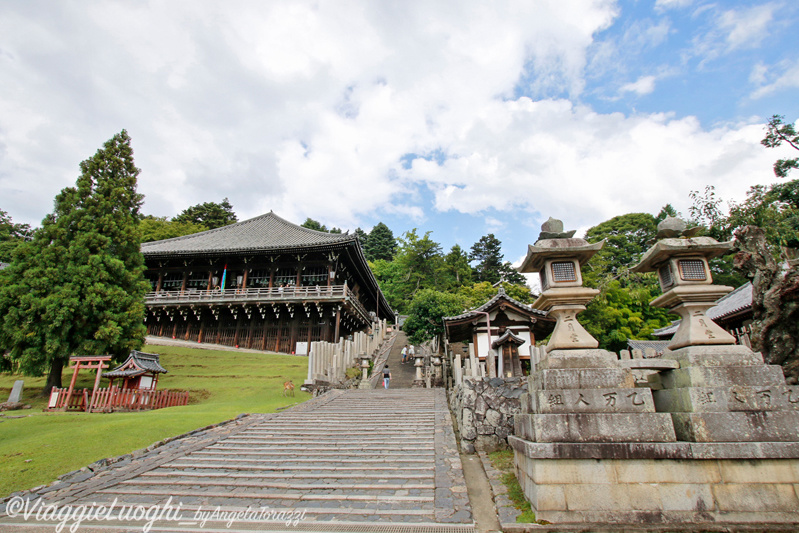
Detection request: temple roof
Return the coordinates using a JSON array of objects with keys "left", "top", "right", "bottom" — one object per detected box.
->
[
  {"left": 443, "top": 288, "right": 548, "bottom": 323},
  {"left": 104, "top": 351, "right": 168, "bottom": 378},
  {"left": 443, "top": 288, "right": 554, "bottom": 342},
  {"left": 142, "top": 211, "right": 354, "bottom": 256},
  {"left": 653, "top": 282, "right": 752, "bottom": 338}
]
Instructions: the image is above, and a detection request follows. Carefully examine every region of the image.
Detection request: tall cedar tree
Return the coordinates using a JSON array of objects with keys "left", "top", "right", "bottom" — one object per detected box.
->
[
  {"left": 354, "top": 227, "right": 369, "bottom": 249},
  {"left": 174, "top": 198, "right": 237, "bottom": 229},
  {"left": 0, "top": 131, "right": 150, "bottom": 395},
  {"left": 364, "top": 222, "right": 397, "bottom": 261},
  {"left": 469, "top": 234, "right": 525, "bottom": 284}
]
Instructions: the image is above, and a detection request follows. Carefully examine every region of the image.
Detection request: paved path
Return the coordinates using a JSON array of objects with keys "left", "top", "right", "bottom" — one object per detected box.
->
[
  {"left": 1, "top": 388, "right": 474, "bottom": 533},
  {"left": 383, "top": 331, "right": 418, "bottom": 389}
]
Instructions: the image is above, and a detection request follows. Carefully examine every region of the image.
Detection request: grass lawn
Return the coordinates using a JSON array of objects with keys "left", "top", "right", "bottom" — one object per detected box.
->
[{"left": 0, "top": 344, "right": 311, "bottom": 498}]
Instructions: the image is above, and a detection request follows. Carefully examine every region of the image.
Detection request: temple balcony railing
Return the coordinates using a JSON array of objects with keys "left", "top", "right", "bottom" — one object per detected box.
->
[{"left": 145, "top": 284, "right": 372, "bottom": 323}]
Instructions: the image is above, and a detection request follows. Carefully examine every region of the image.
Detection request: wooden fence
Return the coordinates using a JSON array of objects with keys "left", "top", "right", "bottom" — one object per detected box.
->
[{"left": 48, "top": 386, "right": 189, "bottom": 413}]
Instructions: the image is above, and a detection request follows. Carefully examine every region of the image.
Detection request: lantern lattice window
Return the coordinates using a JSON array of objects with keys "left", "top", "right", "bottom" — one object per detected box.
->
[
  {"left": 551, "top": 261, "right": 577, "bottom": 282},
  {"left": 678, "top": 259, "right": 707, "bottom": 281}
]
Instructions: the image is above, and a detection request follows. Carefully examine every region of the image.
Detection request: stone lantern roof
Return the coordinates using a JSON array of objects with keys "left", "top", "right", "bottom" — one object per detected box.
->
[{"left": 517, "top": 217, "right": 603, "bottom": 273}]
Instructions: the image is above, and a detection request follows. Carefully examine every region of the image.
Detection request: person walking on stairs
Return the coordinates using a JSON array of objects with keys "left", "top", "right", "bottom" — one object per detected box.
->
[
  {"left": 401, "top": 345, "right": 408, "bottom": 364},
  {"left": 383, "top": 365, "right": 392, "bottom": 389}
]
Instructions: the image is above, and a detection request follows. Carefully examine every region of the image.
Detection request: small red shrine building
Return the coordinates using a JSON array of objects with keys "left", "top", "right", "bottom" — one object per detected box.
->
[{"left": 104, "top": 351, "right": 168, "bottom": 390}]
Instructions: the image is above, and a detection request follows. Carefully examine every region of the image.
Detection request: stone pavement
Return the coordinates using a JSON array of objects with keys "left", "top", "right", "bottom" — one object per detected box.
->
[
  {"left": 384, "top": 331, "right": 419, "bottom": 389},
  {"left": 0, "top": 388, "right": 475, "bottom": 533}
]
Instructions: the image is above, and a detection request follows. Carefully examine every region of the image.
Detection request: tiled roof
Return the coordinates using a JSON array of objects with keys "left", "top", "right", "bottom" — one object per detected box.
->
[
  {"left": 443, "top": 288, "right": 547, "bottom": 322},
  {"left": 104, "top": 351, "right": 168, "bottom": 378},
  {"left": 652, "top": 282, "right": 753, "bottom": 338},
  {"left": 142, "top": 211, "right": 354, "bottom": 256}
]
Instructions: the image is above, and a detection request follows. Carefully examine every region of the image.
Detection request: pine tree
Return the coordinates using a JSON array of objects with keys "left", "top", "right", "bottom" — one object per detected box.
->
[
  {"left": 0, "top": 131, "right": 150, "bottom": 395},
  {"left": 469, "top": 234, "right": 504, "bottom": 283},
  {"left": 174, "top": 198, "right": 237, "bottom": 229},
  {"left": 354, "top": 227, "right": 369, "bottom": 248},
  {"left": 365, "top": 222, "right": 397, "bottom": 261}
]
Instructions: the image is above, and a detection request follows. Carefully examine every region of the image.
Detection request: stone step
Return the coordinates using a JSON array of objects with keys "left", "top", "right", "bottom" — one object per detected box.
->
[
  {"left": 37, "top": 499, "right": 438, "bottom": 520},
  {"left": 203, "top": 443, "right": 435, "bottom": 450},
  {"left": 186, "top": 455, "right": 433, "bottom": 465},
  {"left": 118, "top": 478, "right": 434, "bottom": 490},
  {"left": 163, "top": 462, "right": 433, "bottom": 472},
  {"left": 143, "top": 470, "right": 434, "bottom": 480},
  {"left": 238, "top": 430, "right": 435, "bottom": 437},
  {"left": 97, "top": 487, "right": 435, "bottom": 503},
  {"left": 221, "top": 437, "right": 435, "bottom": 444},
  {"left": 196, "top": 449, "right": 435, "bottom": 458}
]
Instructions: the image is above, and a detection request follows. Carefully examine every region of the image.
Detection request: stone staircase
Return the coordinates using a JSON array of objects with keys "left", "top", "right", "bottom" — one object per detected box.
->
[
  {"left": 2, "top": 388, "right": 473, "bottom": 533},
  {"left": 384, "top": 331, "right": 419, "bottom": 389}
]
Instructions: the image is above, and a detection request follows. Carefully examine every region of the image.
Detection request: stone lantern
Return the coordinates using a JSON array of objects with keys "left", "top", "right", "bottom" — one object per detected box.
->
[
  {"left": 518, "top": 217, "right": 604, "bottom": 351},
  {"left": 358, "top": 353, "right": 372, "bottom": 389},
  {"left": 632, "top": 217, "right": 736, "bottom": 349}
]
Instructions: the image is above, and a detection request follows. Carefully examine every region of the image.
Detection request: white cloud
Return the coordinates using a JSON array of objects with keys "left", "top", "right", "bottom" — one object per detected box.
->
[
  {"left": 0, "top": 0, "right": 619, "bottom": 228},
  {"left": 750, "top": 59, "right": 799, "bottom": 99},
  {"left": 620, "top": 75, "right": 657, "bottom": 95},
  {"left": 401, "top": 98, "right": 791, "bottom": 230},
  {"left": 0, "top": 0, "right": 791, "bottom": 246},
  {"left": 690, "top": 3, "right": 778, "bottom": 65},
  {"left": 718, "top": 3, "right": 776, "bottom": 50},
  {"left": 654, "top": 0, "right": 693, "bottom": 12}
]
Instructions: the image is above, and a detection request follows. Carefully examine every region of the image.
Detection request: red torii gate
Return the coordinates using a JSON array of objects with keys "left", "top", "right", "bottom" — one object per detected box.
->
[{"left": 61, "top": 355, "right": 111, "bottom": 411}]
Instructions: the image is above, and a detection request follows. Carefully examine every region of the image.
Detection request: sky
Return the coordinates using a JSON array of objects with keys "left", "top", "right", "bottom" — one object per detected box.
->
[{"left": 1, "top": 0, "right": 797, "bottom": 272}]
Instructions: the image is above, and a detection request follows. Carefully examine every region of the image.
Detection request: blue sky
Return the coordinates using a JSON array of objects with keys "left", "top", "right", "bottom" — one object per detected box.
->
[{"left": 1, "top": 0, "right": 797, "bottom": 275}]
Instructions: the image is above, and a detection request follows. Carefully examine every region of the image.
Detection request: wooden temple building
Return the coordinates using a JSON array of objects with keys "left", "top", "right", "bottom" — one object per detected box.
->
[
  {"left": 142, "top": 212, "right": 393, "bottom": 354},
  {"left": 443, "top": 288, "right": 555, "bottom": 377},
  {"left": 104, "top": 350, "right": 168, "bottom": 390}
]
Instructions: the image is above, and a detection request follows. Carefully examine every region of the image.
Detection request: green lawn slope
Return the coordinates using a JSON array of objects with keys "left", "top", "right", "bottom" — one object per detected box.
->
[{"left": 0, "top": 345, "right": 311, "bottom": 498}]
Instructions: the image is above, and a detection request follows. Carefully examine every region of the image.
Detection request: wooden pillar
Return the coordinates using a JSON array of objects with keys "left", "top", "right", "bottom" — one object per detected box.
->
[
  {"left": 63, "top": 360, "right": 82, "bottom": 411},
  {"left": 334, "top": 308, "right": 341, "bottom": 341},
  {"left": 295, "top": 268, "right": 301, "bottom": 288},
  {"left": 89, "top": 361, "right": 105, "bottom": 412},
  {"left": 180, "top": 272, "right": 188, "bottom": 294},
  {"left": 156, "top": 273, "right": 163, "bottom": 293},
  {"left": 327, "top": 265, "right": 333, "bottom": 287},
  {"left": 233, "top": 313, "right": 242, "bottom": 347},
  {"left": 242, "top": 269, "right": 248, "bottom": 289},
  {"left": 268, "top": 268, "right": 274, "bottom": 289},
  {"left": 198, "top": 312, "right": 205, "bottom": 343},
  {"left": 206, "top": 271, "right": 213, "bottom": 291}
]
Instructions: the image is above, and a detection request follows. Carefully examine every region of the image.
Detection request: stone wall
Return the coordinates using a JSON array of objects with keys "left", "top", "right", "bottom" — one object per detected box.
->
[{"left": 449, "top": 376, "right": 527, "bottom": 453}]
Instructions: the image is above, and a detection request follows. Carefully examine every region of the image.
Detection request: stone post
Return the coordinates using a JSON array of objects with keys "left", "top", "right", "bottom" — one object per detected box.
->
[
  {"left": 305, "top": 348, "right": 314, "bottom": 385},
  {"left": 358, "top": 353, "right": 371, "bottom": 389},
  {"left": 413, "top": 354, "right": 425, "bottom": 387}
]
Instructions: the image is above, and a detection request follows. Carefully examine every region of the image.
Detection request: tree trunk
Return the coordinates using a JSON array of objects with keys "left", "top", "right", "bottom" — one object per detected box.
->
[
  {"left": 41, "top": 358, "right": 65, "bottom": 397},
  {"left": 734, "top": 225, "right": 799, "bottom": 384}
]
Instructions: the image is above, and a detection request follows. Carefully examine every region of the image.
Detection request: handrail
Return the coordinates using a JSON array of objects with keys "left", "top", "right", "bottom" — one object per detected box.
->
[{"left": 145, "top": 284, "right": 372, "bottom": 322}]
